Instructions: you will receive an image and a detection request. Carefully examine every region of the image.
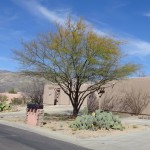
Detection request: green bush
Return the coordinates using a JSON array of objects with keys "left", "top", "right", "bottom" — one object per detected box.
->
[
  {"left": 0, "top": 102, "right": 10, "bottom": 111},
  {"left": 0, "top": 95, "right": 9, "bottom": 111},
  {"left": 0, "top": 103, "right": 6, "bottom": 111},
  {"left": 69, "top": 110, "right": 124, "bottom": 131}
]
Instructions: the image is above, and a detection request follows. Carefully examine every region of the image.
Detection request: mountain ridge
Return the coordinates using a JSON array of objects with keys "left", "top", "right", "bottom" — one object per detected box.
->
[{"left": 0, "top": 71, "right": 45, "bottom": 92}]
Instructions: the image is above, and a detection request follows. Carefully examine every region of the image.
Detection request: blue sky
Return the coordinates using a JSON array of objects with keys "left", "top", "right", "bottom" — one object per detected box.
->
[{"left": 1, "top": 0, "right": 150, "bottom": 75}]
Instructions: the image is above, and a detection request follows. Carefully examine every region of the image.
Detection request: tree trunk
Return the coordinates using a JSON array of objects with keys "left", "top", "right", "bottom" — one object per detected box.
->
[{"left": 73, "top": 106, "right": 79, "bottom": 117}]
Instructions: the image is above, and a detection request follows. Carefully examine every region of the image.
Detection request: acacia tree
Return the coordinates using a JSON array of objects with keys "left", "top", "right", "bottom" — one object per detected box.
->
[{"left": 13, "top": 18, "right": 138, "bottom": 116}]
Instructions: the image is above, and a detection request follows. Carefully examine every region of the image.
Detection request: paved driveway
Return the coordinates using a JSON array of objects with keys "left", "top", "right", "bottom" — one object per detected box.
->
[
  {"left": 1, "top": 119, "right": 150, "bottom": 150},
  {"left": 0, "top": 124, "right": 88, "bottom": 150},
  {"left": 81, "top": 128, "right": 150, "bottom": 150}
]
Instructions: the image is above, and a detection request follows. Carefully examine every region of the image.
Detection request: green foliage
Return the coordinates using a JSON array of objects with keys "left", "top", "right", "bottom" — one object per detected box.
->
[
  {"left": 0, "top": 94, "right": 10, "bottom": 111},
  {"left": 69, "top": 110, "right": 124, "bottom": 131},
  {"left": 82, "top": 107, "right": 89, "bottom": 115},
  {"left": 8, "top": 88, "right": 17, "bottom": 94},
  {"left": 10, "top": 98, "right": 24, "bottom": 105},
  {"left": 0, "top": 102, "right": 10, "bottom": 111},
  {"left": 0, "top": 103, "right": 6, "bottom": 111}
]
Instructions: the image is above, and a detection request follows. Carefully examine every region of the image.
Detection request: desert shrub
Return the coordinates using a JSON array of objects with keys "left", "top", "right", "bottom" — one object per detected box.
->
[
  {"left": 100, "top": 93, "right": 120, "bottom": 111},
  {"left": 0, "top": 95, "right": 8, "bottom": 103},
  {"left": 10, "top": 98, "right": 24, "bottom": 105},
  {"left": 121, "top": 89, "right": 150, "bottom": 115},
  {"left": 8, "top": 88, "right": 17, "bottom": 94},
  {"left": 87, "top": 93, "right": 99, "bottom": 113},
  {"left": 69, "top": 110, "right": 124, "bottom": 131}
]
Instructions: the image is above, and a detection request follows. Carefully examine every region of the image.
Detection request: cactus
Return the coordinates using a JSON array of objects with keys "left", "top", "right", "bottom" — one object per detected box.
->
[
  {"left": 82, "top": 107, "right": 88, "bottom": 115},
  {"left": 69, "top": 110, "right": 124, "bottom": 131}
]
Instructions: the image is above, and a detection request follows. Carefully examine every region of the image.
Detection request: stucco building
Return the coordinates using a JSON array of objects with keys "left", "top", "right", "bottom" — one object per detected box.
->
[
  {"left": 43, "top": 83, "right": 89, "bottom": 106},
  {"left": 43, "top": 77, "right": 150, "bottom": 115}
]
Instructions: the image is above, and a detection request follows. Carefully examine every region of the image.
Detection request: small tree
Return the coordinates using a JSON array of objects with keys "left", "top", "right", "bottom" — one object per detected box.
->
[{"left": 13, "top": 18, "right": 138, "bottom": 116}]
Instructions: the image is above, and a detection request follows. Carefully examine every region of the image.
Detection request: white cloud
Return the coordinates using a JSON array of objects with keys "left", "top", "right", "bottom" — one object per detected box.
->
[
  {"left": 15, "top": 0, "right": 69, "bottom": 24},
  {"left": 15, "top": 0, "right": 108, "bottom": 37},
  {"left": 121, "top": 37, "right": 150, "bottom": 56},
  {"left": 143, "top": 13, "right": 150, "bottom": 17},
  {"left": 14, "top": 0, "right": 150, "bottom": 56},
  {"left": 92, "top": 28, "right": 109, "bottom": 36},
  {"left": 33, "top": 5, "right": 66, "bottom": 24},
  {"left": 89, "top": 18, "right": 108, "bottom": 26}
]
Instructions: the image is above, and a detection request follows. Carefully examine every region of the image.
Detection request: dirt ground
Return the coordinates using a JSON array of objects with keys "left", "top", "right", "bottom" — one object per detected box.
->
[
  {"left": 43, "top": 114, "right": 150, "bottom": 138},
  {"left": 0, "top": 92, "right": 23, "bottom": 103},
  {"left": 1, "top": 112, "right": 150, "bottom": 139},
  {"left": 1, "top": 105, "right": 150, "bottom": 139}
]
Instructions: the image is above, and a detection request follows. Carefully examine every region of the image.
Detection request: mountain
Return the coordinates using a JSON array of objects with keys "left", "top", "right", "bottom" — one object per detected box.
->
[
  {"left": 0, "top": 71, "right": 46, "bottom": 92},
  {"left": 0, "top": 70, "right": 12, "bottom": 73}
]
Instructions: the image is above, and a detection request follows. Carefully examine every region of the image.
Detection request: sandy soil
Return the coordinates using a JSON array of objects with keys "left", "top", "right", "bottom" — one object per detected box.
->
[
  {"left": 2, "top": 113, "right": 149, "bottom": 139},
  {"left": 1, "top": 105, "right": 150, "bottom": 139},
  {"left": 0, "top": 92, "right": 23, "bottom": 103},
  {"left": 42, "top": 115, "right": 150, "bottom": 138}
]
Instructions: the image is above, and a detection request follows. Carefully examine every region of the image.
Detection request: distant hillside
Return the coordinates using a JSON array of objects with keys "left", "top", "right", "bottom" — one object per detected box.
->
[
  {"left": 0, "top": 71, "right": 46, "bottom": 92},
  {"left": 0, "top": 70, "right": 12, "bottom": 73}
]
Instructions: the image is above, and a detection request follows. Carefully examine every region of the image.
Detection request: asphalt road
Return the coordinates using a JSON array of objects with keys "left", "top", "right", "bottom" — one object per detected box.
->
[{"left": 0, "top": 124, "right": 89, "bottom": 150}]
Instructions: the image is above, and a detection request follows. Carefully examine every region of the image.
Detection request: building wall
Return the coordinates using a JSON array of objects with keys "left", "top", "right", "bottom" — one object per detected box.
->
[
  {"left": 43, "top": 77, "right": 150, "bottom": 115},
  {"left": 43, "top": 83, "right": 89, "bottom": 106},
  {"left": 99, "top": 77, "right": 150, "bottom": 115},
  {"left": 43, "top": 84, "right": 70, "bottom": 105}
]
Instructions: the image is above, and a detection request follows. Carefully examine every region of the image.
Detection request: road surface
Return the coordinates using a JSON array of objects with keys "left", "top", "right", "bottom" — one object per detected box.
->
[{"left": 0, "top": 124, "right": 88, "bottom": 150}]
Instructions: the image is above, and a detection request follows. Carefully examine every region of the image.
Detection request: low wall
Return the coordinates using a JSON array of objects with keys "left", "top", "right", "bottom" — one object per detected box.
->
[{"left": 25, "top": 108, "right": 44, "bottom": 126}]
